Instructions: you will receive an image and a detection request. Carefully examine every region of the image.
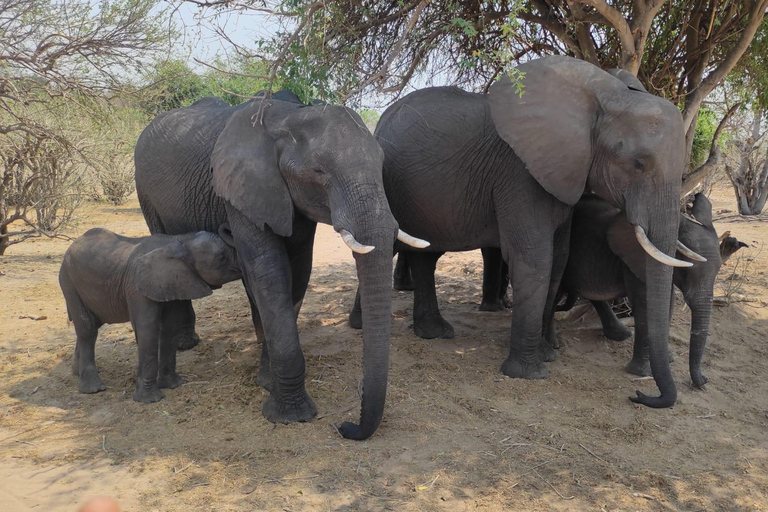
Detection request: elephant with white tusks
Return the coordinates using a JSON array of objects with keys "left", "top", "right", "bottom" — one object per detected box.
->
[
  {"left": 349, "top": 56, "right": 703, "bottom": 408},
  {"left": 134, "top": 91, "right": 428, "bottom": 440}
]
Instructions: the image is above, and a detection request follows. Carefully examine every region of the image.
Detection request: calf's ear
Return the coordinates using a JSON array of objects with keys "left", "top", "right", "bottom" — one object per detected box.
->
[{"left": 136, "top": 241, "right": 212, "bottom": 302}]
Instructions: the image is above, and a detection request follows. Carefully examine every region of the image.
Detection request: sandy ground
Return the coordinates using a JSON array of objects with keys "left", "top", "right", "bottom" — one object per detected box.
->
[{"left": 1, "top": 184, "right": 767, "bottom": 511}]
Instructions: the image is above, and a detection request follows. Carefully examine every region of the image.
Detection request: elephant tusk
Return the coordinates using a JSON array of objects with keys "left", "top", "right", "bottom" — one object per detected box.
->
[
  {"left": 682, "top": 212, "right": 704, "bottom": 226},
  {"left": 397, "top": 229, "right": 430, "bottom": 249},
  {"left": 676, "top": 240, "right": 707, "bottom": 262},
  {"left": 634, "top": 226, "right": 693, "bottom": 268},
  {"left": 339, "top": 229, "right": 375, "bottom": 254}
]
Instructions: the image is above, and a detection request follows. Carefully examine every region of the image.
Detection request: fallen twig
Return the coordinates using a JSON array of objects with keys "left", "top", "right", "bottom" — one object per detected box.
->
[
  {"left": 578, "top": 443, "right": 608, "bottom": 464},
  {"left": 316, "top": 405, "right": 357, "bottom": 420},
  {"left": 263, "top": 474, "right": 320, "bottom": 484},
  {"left": 102, "top": 435, "right": 108, "bottom": 454},
  {"left": 18, "top": 315, "right": 47, "bottom": 321},
  {"left": 174, "top": 461, "right": 195, "bottom": 474},
  {"left": 534, "top": 468, "right": 574, "bottom": 500}
]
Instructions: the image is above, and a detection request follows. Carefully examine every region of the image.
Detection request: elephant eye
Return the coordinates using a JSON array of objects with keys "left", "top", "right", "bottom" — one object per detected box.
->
[
  {"left": 313, "top": 168, "right": 326, "bottom": 175},
  {"left": 634, "top": 159, "right": 646, "bottom": 172}
]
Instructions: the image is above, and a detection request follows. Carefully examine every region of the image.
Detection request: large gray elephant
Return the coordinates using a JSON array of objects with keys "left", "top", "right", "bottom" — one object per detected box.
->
[
  {"left": 554, "top": 193, "right": 735, "bottom": 388},
  {"left": 350, "top": 56, "right": 697, "bottom": 408},
  {"left": 134, "top": 92, "right": 426, "bottom": 440}
]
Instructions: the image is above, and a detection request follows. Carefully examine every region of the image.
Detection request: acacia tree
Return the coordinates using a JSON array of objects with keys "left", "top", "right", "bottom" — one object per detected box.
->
[
  {"left": 0, "top": 0, "right": 168, "bottom": 254},
  {"left": 178, "top": 0, "right": 768, "bottom": 178}
]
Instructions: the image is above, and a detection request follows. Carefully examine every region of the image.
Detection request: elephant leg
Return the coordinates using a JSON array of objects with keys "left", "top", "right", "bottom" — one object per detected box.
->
[
  {"left": 251, "top": 215, "right": 316, "bottom": 392},
  {"left": 410, "top": 251, "right": 454, "bottom": 339},
  {"left": 592, "top": 300, "right": 633, "bottom": 341},
  {"left": 499, "top": 261, "right": 512, "bottom": 308},
  {"left": 130, "top": 301, "right": 164, "bottom": 403},
  {"left": 227, "top": 206, "right": 316, "bottom": 424},
  {"left": 245, "top": 291, "right": 272, "bottom": 391},
  {"left": 501, "top": 256, "right": 551, "bottom": 380},
  {"left": 174, "top": 300, "right": 200, "bottom": 351},
  {"left": 61, "top": 275, "right": 105, "bottom": 393},
  {"left": 539, "top": 220, "right": 571, "bottom": 358},
  {"left": 73, "top": 311, "right": 105, "bottom": 394},
  {"left": 393, "top": 252, "right": 414, "bottom": 291},
  {"left": 158, "top": 302, "right": 184, "bottom": 390},
  {"left": 480, "top": 247, "right": 506, "bottom": 312}
]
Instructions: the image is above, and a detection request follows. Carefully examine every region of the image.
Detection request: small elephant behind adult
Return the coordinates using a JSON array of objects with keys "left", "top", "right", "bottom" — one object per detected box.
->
[
  {"left": 59, "top": 227, "right": 241, "bottom": 402},
  {"left": 556, "top": 193, "right": 745, "bottom": 388}
]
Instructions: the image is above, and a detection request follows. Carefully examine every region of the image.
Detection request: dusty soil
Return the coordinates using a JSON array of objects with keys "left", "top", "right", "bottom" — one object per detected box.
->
[{"left": 1, "top": 184, "right": 767, "bottom": 511}]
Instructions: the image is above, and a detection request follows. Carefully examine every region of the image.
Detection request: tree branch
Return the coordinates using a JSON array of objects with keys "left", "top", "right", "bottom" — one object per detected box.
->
[{"left": 681, "top": 102, "right": 741, "bottom": 197}]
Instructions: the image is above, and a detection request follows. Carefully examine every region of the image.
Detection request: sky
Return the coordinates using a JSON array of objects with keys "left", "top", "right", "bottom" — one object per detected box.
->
[{"left": 171, "top": 3, "right": 279, "bottom": 69}]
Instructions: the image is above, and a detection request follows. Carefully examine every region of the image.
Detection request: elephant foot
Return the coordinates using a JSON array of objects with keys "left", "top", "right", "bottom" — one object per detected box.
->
[
  {"left": 158, "top": 371, "right": 184, "bottom": 389},
  {"left": 625, "top": 357, "right": 651, "bottom": 377},
  {"left": 691, "top": 372, "right": 709, "bottom": 389},
  {"left": 348, "top": 306, "right": 362, "bottom": 330},
  {"left": 501, "top": 294, "right": 513, "bottom": 309},
  {"left": 603, "top": 324, "right": 633, "bottom": 342},
  {"left": 479, "top": 299, "right": 505, "bottom": 312},
  {"left": 501, "top": 357, "right": 549, "bottom": 380},
  {"left": 133, "top": 383, "right": 164, "bottom": 403},
  {"left": 413, "top": 315, "right": 454, "bottom": 339},
  {"left": 262, "top": 391, "right": 317, "bottom": 424},
  {"left": 256, "top": 365, "right": 273, "bottom": 392},
  {"left": 78, "top": 369, "right": 106, "bottom": 394},
  {"left": 539, "top": 342, "right": 557, "bottom": 363},
  {"left": 175, "top": 331, "right": 201, "bottom": 351}
]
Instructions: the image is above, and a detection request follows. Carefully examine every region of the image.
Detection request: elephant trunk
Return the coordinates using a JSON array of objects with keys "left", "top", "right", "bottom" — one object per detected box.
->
[
  {"left": 332, "top": 183, "right": 398, "bottom": 440},
  {"left": 688, "top": 294, "right": 713, "bottom": 388},
  {"left": 628, "top": 187, "right": 678, "bottom": 408}
]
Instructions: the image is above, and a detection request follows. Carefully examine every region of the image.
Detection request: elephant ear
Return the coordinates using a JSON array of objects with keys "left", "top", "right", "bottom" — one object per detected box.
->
[
  {"left": 211, "top": 100, "right": 294, "bottom": 237},
  {"left": 690, "top": 193, "right": 714, "bottom": 227},
  {"left": 606, "top": 216, "right": 646, "bottom": 281},
  {"left": 489, "top": 56, "right": 628, "bottom": 205},
  {"left": 606, "top": 69, "right": 648, "bottom": 93},
  {"left": 135, "top": 241, "right": 213, "bottom": 302}
]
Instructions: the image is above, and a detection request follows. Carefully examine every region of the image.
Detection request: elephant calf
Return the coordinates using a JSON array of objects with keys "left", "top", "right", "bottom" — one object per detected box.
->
[{"left": 59, "top": 227, "right": 240, "bottom": 402}]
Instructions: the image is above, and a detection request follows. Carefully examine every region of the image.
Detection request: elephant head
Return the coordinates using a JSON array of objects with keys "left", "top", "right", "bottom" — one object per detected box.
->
[
  {"left": 209, "top": 97, "right": 427, "bottom": 440},
  {"left": 136, "top": 229, "right": 241, "bottom": 302},
  {"left": 489, "top": 56, "right": 697, "bottom": 408}
]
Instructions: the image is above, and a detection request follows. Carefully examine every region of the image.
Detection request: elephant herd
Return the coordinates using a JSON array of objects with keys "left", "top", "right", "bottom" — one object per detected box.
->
[{"left": 58, "top": 56, "right": 744, "bottom": 441}]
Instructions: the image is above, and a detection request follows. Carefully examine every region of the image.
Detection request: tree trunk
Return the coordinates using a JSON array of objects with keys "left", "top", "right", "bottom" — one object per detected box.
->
[{"left": 726, "top": 112, "right": 768, "bottom": 215}]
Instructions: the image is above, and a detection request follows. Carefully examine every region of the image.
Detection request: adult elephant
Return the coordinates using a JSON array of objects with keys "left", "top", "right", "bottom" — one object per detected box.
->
[
  {"left": 134, "top": 92, "right": 427, "bottom": 440},
  {"left": 350, "top": 56, "right": 697, "bottom": 408}
]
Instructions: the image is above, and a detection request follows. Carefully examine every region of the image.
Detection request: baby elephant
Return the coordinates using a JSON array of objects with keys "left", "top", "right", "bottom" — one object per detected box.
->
[{"left": 59, "top": 227, "right": 241, "bottom": 402}]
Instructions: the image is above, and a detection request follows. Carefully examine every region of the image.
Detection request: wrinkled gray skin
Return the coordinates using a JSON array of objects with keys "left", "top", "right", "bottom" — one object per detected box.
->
[
  {"left": 350, "top": 56, "right": 687, "bottom": 408},
  {"left": 59, "top": 227, "right": 241, "bottom": 402},
  {"left": 134, "top": 91, "right": 399, "bottom": 440},
  {"left": 553, "top": 193, "right": 727, "bottom": 388}
]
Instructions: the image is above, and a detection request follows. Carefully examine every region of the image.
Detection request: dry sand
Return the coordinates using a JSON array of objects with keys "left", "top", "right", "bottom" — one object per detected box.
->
[{"left": 1, "top": 184, "right": 767, "bottom": 511}]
